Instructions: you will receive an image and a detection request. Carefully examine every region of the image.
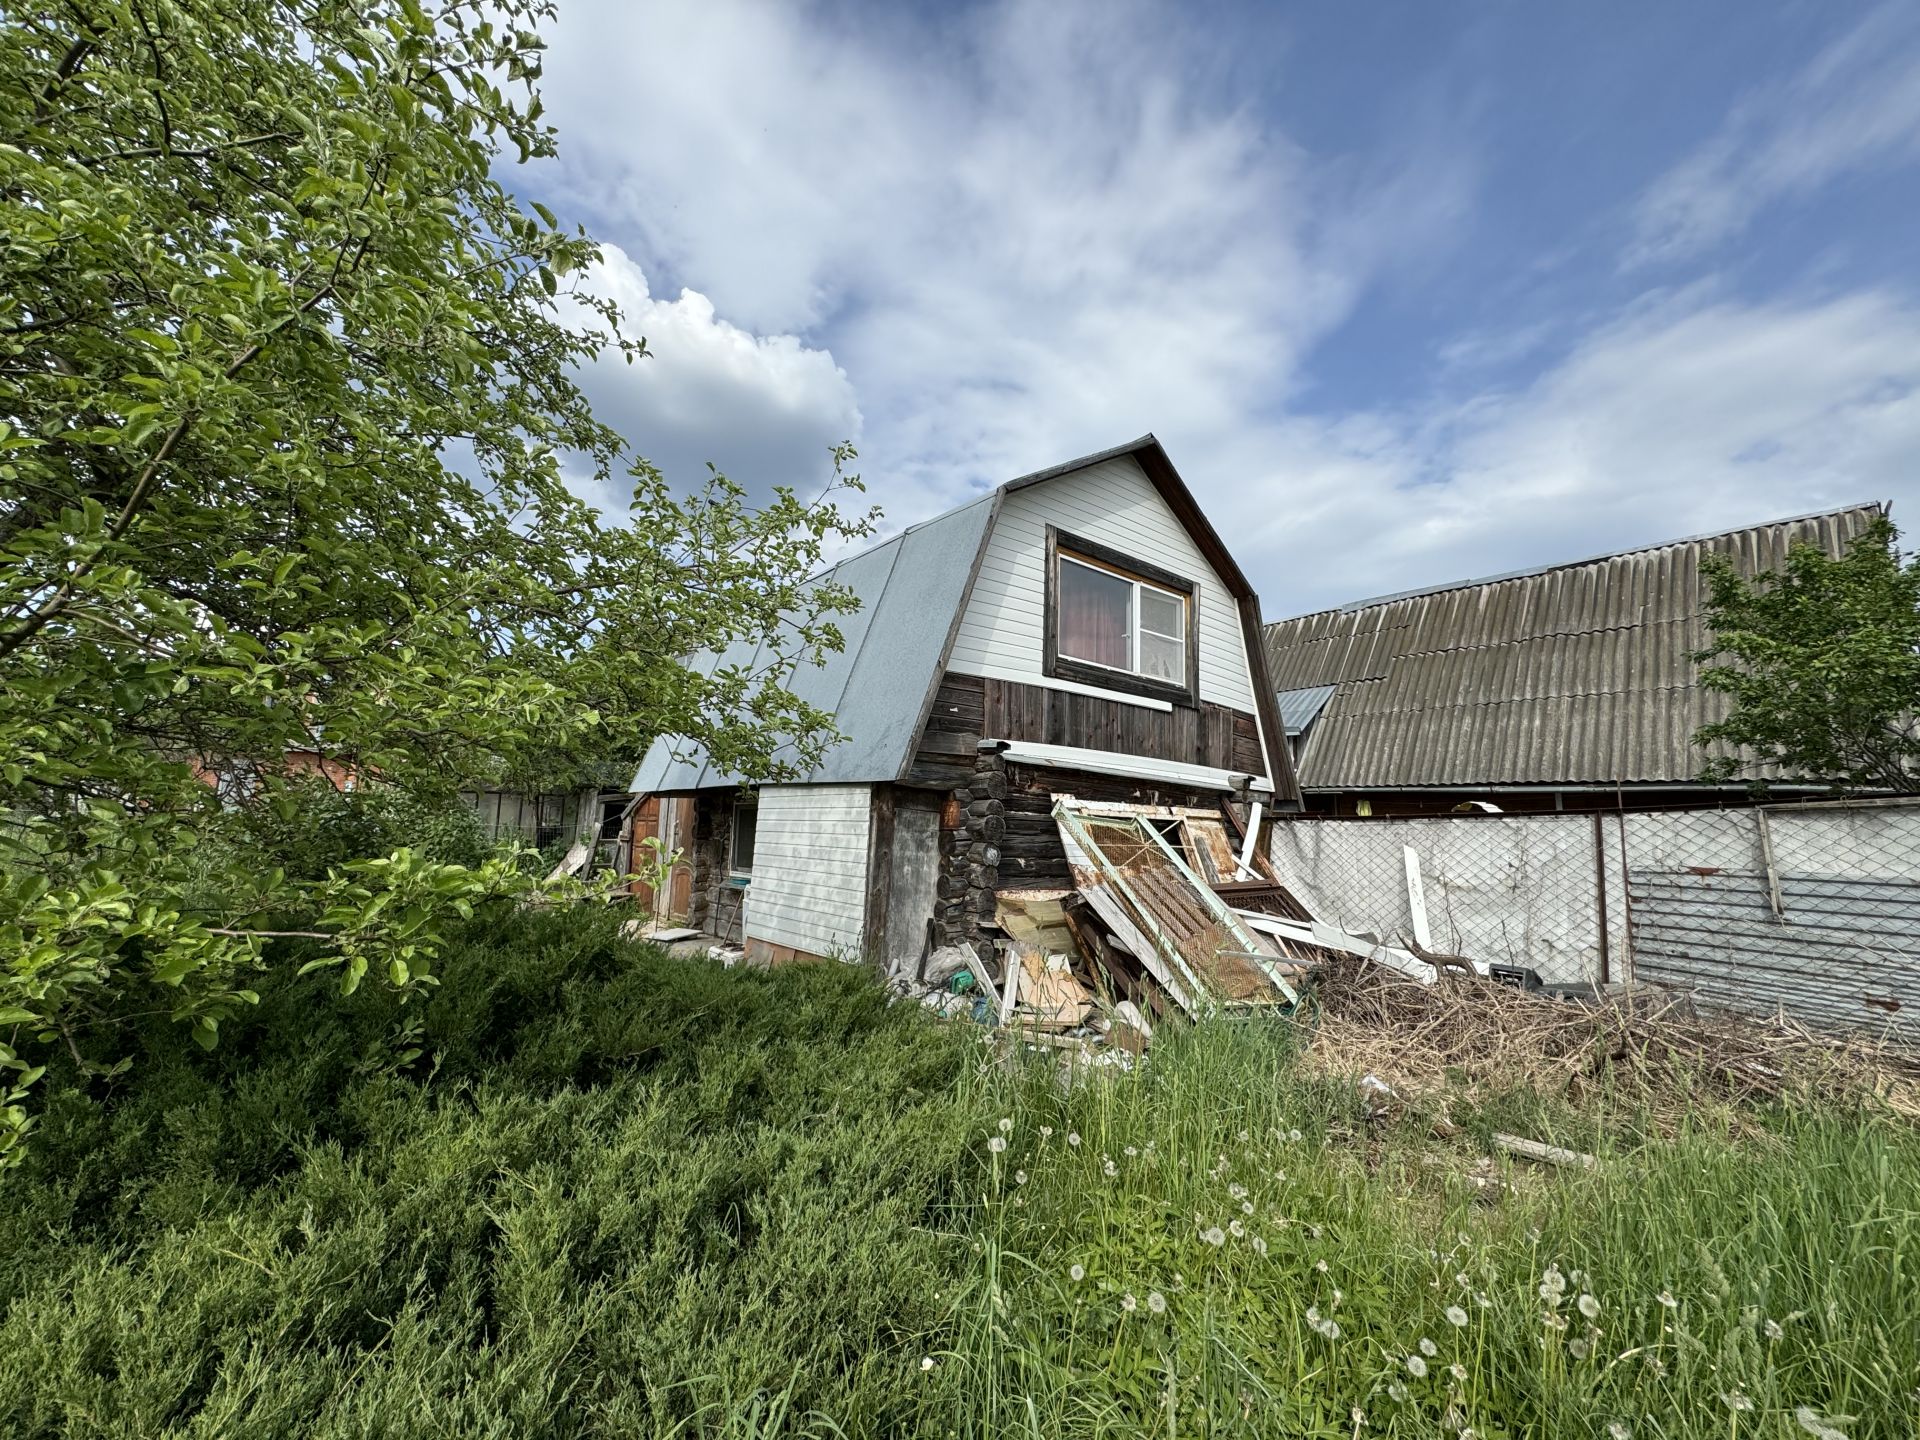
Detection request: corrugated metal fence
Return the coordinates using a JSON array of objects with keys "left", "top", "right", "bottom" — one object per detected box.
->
[{"left": 1267, "top": 799, "right": 1920, "bottom": 1039}]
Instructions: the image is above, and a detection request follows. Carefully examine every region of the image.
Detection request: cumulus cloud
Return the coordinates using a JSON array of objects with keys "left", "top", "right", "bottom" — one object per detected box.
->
[
  {"left": 529, "top": 0, "right": 1920, "bottom": 620},
  {"left": 534, "top": 0, "right": 1472, "bottom": 529},
  {"left": 561, "top": 245, "right": 861, "bottom": 511},
  {"left": 1629, "top": 4, "right": 1920, "bottom": 265}
]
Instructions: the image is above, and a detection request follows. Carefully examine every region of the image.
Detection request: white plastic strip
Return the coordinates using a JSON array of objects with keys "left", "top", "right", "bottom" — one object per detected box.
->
[{"left": 992, "top": 739, "right": 1274, "bottom": 795}]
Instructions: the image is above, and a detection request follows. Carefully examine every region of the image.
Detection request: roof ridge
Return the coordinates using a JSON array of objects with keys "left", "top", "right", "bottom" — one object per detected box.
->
[
  {"left": 814, "top": 435, "right": 1164, "bottom": 579},
  {"left": 1271, "top": 500, "right": 1888, "bottom": 623}
]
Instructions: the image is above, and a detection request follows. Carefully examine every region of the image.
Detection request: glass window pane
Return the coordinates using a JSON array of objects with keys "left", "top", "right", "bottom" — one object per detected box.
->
[
  {"left": 1058, "top": 559, "right": 1131, "bottom": 669},
  {"left": 1139, "top": 586, "right": 1184, "bottom": 639},
  {"left": 731, "top": 806, "right": 757, "bottom": 874},
  {"left": 1139, "top": 630, "right": 1184, "bottom": 683}
]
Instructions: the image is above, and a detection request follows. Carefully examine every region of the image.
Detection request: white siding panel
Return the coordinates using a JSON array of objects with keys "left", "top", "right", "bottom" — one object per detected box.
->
[
  {"left": 949, "top": 456, "right": 1258, "bottom": 714},
  {"left": 743, "top": 785, "right": 871, "bottom": 957}
]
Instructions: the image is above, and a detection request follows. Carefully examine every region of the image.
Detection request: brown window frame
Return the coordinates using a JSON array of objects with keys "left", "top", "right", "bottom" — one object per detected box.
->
[{"left": 1042, "top": 526, "right": 1200, "bottom": 706}]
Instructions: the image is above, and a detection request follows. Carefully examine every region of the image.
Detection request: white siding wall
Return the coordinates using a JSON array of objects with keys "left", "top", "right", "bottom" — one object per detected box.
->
[
  {"left": 743, "top": 784, "right": 871, "bottom": 957},
  {"left": 949, "top": 455, "right": 1259, "bottom": 714}
]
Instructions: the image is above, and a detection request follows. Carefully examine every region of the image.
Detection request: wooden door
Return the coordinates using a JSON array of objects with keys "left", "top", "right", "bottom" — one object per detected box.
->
[
  {"left": 628, "top": 796, "right": 662, "bottom": 908},
  {"left": 662, "top": 796, "right": 694, "bottom": 922}
]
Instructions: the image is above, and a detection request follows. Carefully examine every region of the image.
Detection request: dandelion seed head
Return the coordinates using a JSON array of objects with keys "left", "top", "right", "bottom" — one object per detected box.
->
[
  {"left": 1607, "top": 1424, "right": 1631, "bottom": 1440},
  {"left": 1288, "top": 1128, "right": 1303, "bottom": 1142},
  {"left": 1039, "top": 1125, "right": 1053, "bottom": 1139},
  {"left": 1103, "top": 1159, "right": 1117, "bottom": 1177},
  {"left": 1568, "top": 1338, "right": 1590, "bottom": 1359},
  {"left": 1121, "top": 1293, "right": 1137, "bottom": 1313},
  {"left": 1315, "top": 1258, "right": 1329, "bottom": 1273},
  {"left": 1228, "top": 1182, "right": 1248, "bottom": 1201},
  {"left": 1241, "top": 1200, "right": 1254, "bottom": 1215},
  {"left": 1123, "top": 1145, "right": 1137, "bottom": 1157},
  {"left": 1719, "top": 1391, "right": 1753, "bottom": 1414},
  {"left": 920, "top": 1356, "right": 935, "bottom": 1372},
  {"left": 1251, "top": 1236, "right": 1268, "bottom": 1256},
  {"left": 1069, "top": 1263, "right": 1085, "bottom": 1282},
  {"left": 1405, "top": 1355, "right": 1428, "bottom": 1378},
  {"left": 987, "top": 1136, "right": 1007, "bottom": 1153},
  {"left": 1577, "top": 1293, "right": 1600, "bottom": 1319},
  {"left": 1229, "top": 1219, "right": 1245, "bottom": 1238},
  {"left": 1147, "top": 1291, "right": 1166, "bottom": 1315},
  {"left": 1013, "top": 1169, "right": 1026, "bottom": 1185},
  {"left": 1202, "top": 1225, "right": 1226, "bottom": 1246},
  {"left": 1351, "top": 1406, "right": 1366, "bottom": 1428},
  {"left": 1066, "top": 1131, "right": 1081, "bottom": 1147},
  {"left": 1657, "top": 1290, "right": 1677, "bottom": 1309},
  {"left": 1419, "top": 1336, "right": 1437, "bottom": 1357},
  {"left": 1446, "top": 1305, "right": 1469, "bottom": 1327},
  {"left": 1449, "top": 1363, "right": 1466, "bottom": 1382},
  {"left": 1387, "top": 1381, "right": 1409, "bottom": 1403},
  {"left": 1795, "top": 1408, "right": 1848, "bottom": 1440},
  {"left": 997, "top": 1117, "right": 1013, "bottom": 1133}
]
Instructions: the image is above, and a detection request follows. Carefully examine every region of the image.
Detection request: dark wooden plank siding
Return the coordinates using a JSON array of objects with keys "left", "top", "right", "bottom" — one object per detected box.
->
[
  {"left": 996, "top": 761, "right": 1237, "bottom": 887},
  {"left": 908, "top": 671, "right": 1263, "bottom": 783}
]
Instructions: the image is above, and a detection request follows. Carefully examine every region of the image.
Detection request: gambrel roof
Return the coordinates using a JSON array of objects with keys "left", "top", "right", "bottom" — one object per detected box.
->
[{"left": 632, "top": 436, "right": 1295, "bottom": 796}]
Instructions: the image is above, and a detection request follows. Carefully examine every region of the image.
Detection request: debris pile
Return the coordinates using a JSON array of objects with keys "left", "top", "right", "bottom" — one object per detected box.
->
[
  {"left": 1303, "top": 955, "right": 1920, "bottom": 1127},
  {"left": 888, "top": 796, "right": 1328, "bottom": 1055}
]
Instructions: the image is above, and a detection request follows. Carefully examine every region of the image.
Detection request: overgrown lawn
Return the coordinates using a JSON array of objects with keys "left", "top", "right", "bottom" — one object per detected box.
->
[{"left": 2, "top": 910, "right": 1915, "bottom": 1438}]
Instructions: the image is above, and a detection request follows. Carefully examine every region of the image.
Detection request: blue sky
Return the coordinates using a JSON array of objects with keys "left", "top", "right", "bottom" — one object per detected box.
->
[{"left": 526, "top": 0, "right": 1920, "bottom": 615}]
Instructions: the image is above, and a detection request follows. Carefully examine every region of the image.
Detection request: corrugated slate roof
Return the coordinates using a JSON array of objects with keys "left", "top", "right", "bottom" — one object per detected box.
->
[
  {"left": 630, "top": 494, "right": 997, "bottom": 792},
  {"left": 1262, "top": 504, "right": 1886, "bottom": 789}
]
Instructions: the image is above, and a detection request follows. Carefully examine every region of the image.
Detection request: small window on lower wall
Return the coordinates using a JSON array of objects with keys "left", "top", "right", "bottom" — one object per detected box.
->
[{"left": 729, "top": 802, "right": 757, "bottom": 879}]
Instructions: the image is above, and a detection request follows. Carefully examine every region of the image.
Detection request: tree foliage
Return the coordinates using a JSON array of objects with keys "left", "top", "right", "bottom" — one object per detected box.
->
[
  {"left": 1694, "top": 515, "right": 1920, "bottom": 793},
  {"left": 0, "top": 0, "right": 875, "bottom": 1163}
]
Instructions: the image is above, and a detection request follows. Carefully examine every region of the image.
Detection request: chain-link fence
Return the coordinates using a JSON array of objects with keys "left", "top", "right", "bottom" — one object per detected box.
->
[{"left": 1267, "top": 799, "right": 1920, "bottom": 1037}]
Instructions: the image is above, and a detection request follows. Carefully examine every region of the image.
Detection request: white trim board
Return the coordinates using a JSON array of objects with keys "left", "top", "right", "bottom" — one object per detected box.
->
[
  {"left": 947, "top": 662, "right": 1175, "bottom": 713},
  {"left": 989, "top": 739, "right": 1274, "bottom": 794}
]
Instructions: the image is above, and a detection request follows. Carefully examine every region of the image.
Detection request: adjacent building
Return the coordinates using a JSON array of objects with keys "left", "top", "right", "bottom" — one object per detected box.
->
[{"left": 1262, "top": 504, "right": 1886, "bottom": 815}]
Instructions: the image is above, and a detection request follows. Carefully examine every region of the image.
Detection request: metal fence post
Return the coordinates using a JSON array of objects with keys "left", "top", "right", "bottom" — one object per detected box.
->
[{"left": 1591, "top": 813, "right": 1610, "bottom": 986}]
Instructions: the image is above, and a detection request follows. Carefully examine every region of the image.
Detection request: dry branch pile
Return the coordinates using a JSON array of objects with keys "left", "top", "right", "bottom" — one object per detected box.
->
[{"left": 1302, "top": 957, "right": 1920, "bottom": 1128}]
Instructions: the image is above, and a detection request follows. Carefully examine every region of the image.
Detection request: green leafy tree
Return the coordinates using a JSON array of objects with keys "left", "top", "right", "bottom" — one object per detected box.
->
[
  {"left": 0, "top": 0, "right": 875, "bottom": 1163},
  {"left": 1694, "top": 515, "right": 1920, "bottom": 793}
]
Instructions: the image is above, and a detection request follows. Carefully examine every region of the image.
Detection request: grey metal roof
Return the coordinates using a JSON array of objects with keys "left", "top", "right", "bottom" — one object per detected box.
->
[
  {"left": 630, "top": 494, "right": 997, "bottom": 792},
  {"left": 1276, "top": 684, "right": 1338, "bottom": 737},
  {"left": 1262, "top": 504, "right": 1887, "bottom": 789}
]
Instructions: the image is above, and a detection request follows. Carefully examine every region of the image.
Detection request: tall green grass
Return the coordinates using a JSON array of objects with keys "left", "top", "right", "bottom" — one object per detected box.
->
[
  {"left": 1, "top": 911, "right": 1914, "bottom": 1438},
  {"left": 930, "top": 1022, "right": 1920, "bottom": 1438}
]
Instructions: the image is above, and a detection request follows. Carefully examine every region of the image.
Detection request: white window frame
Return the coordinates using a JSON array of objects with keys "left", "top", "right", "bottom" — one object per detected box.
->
[{"left": 1057, "top": 552, "right": 1189, "bottom": 684}]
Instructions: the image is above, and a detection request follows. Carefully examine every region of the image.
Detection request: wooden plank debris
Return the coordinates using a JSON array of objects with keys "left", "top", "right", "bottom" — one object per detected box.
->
[{"left": 1492, "top": 1133, "right": 1598, "bottom": 1171}]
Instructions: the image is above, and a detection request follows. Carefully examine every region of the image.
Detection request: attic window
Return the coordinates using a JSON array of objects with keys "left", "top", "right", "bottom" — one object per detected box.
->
[{"left": 1045, "top": 527, "right": 1197, "bottom": 704}]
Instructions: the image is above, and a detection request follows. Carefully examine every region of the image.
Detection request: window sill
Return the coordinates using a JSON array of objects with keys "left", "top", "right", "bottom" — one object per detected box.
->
[{"left": 1047, "top": 653, "right": 1196, "bottom": 708}]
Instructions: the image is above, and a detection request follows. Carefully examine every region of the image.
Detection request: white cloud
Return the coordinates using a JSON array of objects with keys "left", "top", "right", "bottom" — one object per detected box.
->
[
  {"left": 534, "top": 0, "right": 1472, "bottom": 528},
  {"left": 1630, "top": 5, "right": 1920, "bottom": 265},
  {"left": 1213, "top": 289, "right": 1920, "bottom": 613},
  {"left": 561, "top": 245, "right": 861, "bottom": 510},
  {"left": 528, "top": 1, "right": 1920, "bottom": 625}
]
